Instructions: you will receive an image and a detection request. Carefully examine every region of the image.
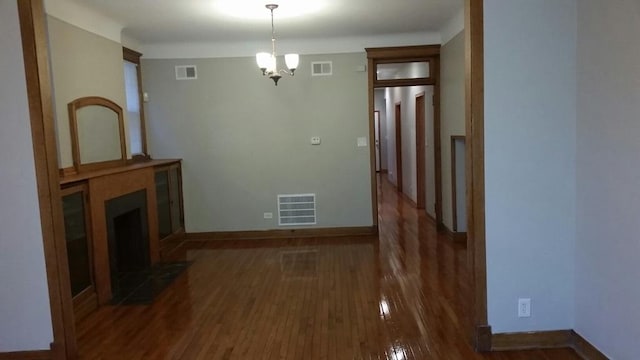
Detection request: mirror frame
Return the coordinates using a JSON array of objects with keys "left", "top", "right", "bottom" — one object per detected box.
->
[{"left": 68, "top": 96, "right": 127, "bottom": 173}]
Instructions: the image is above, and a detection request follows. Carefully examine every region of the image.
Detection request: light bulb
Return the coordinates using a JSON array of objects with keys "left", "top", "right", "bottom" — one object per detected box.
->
[
  {"left": 285, "top": 53, "right": 299, "bottom": 70},
  {"left": 256, "top": 52, "right": 271, "bottom": 70}
]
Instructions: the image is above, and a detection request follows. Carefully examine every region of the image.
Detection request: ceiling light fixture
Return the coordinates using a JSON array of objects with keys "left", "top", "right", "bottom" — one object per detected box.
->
[{"left": 256, "top": 4, "right": 299, "bottom": 86}]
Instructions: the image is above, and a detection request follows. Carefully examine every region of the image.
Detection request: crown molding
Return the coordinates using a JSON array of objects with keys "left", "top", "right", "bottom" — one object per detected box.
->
[
  {"left": 141, "top": 32, "right": 441, "bottom": 59},
  {"left": 43, "top": 0, "right": 123, "bottom": 43}
]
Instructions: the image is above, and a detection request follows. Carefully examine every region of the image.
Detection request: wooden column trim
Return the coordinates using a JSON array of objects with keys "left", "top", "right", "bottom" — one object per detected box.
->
[
  {"left": 367, "top": 56, "right": 378, "bottom": 228},
  {"left": 465, "top": 0, "right": 490, "bottom": 351},
  {"left": 17, "top": 0, "right": 77, "bottom": 358},
  {"left": 433, "top": 56, "right": 443, "bottom": 229}
]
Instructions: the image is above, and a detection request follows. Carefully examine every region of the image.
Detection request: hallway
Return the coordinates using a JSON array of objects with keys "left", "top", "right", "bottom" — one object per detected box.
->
[{"left": 76, "top": 177, "right": 580, "bottom": 359}]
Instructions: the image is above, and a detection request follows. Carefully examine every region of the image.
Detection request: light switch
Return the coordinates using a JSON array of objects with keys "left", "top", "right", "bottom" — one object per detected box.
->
[
  {"left": 143, "top": 92, "right": 149, "bottom": 102},
  {"left": 357, "top": 137, "right": 368, "bottom": 147},
  {"left": 311, "top": 136, "right": 321, "bottom": 145}
]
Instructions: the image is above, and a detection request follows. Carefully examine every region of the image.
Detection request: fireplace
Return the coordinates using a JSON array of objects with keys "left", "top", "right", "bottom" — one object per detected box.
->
[{"left": 105, "top": 189, "right": 150, "bottom": 301}]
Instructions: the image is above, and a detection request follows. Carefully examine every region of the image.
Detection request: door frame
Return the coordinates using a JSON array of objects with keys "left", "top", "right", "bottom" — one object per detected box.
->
[
  {"left": 17, "top": 0, "right": 77, "bottom": 358},
  {"left": 374, "top": 110, "right": 381, "bottom": 172},
  {"left": 415, "top": 92, "right": 426, "bottom": 210},
  {"left": 465, "top": 0, "right": 490, "bottom": 350},
  {"left": 366, "top": 45, "right": 442, "bottom": 228},
  {"left": 394, "top": 102, "right": 403, "bottom": 193}
]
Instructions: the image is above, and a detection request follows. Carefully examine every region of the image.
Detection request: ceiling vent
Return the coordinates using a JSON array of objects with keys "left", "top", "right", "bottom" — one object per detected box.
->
[
  {"left": 278, "top": 194, "right": 316, "bottom": 226},
  {"left": 175, "top": 65, "right": 197, "bottom": 80},
  {"left": 311, "top": 61, "right": 332, "bottom": 76}
]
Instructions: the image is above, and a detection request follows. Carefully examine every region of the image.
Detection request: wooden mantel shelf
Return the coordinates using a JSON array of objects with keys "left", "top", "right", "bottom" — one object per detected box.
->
[{"left": 60, "top": 159, "right": 181, "bottom": 185}]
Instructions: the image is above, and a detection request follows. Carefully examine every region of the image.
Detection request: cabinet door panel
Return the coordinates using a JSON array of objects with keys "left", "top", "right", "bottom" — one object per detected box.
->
[
  {"left": 62, "top": 191, "right": 92, "bottom": 296},
  {"left": 169, "top": 166, "right": 183, "bottom": 232},
  {"left": 155, "top": 170, "right": 172, "bottom": 239}
]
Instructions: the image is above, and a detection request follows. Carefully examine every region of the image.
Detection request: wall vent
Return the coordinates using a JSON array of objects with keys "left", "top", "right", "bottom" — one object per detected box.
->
[
  {"left": 311, "top": 61, "right": 332, "bottom": 76},
  {"left": 278, "top": 194, "right": 316, "bottom": 226},
  {"left": 175, "top": 65, "right": 197, "bottom": 80}
]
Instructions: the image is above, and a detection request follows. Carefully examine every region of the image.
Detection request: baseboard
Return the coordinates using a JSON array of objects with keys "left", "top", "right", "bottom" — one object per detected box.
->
[
  {"left": 442, "top": 224, "right": 467, "bottom": 244},
  {"left": 491, "top": 329, "right": 609, "bottom": 359},
  {"left": 571, "top": 330, "right": 609, "bottom": 360},
  {"left": 185, "top": 226, "right": 377, "bottom": 241},
  {"left": 475, "top": 325, "right": 492, "bottom": 351},
  {"left": 398, "top": 190, "right": 418, "bottom": 208},
  {"left": 0, "top": 350, "right": 50, "bottom": 360},
  {"left": 492, "top": 330, "right": 573, "bottom": 351},
  {"left": 424, "top": 211, "right": 436, "bottom": 224},
  {"left": 159, "top": 229, "right": 186, "bottom": 258}
]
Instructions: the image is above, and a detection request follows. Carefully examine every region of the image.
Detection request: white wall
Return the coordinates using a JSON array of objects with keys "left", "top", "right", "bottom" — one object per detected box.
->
[
  {"left": 484, "top": 0, "right": 576, "bottom": 333},
  {"left": 440, "top": 30, "right": 465, "bottom": 231},
  {"left": 47, "top": 16, "right": 129, "bottom": 168},
  {"left": 142, "top": 54, "right": 372, "bottom": 232},
  {"left": 576, "top": 0, "right": 640, "bottom": 358},
  {"left": 0, "top": 0, "right": 54, "bottom": 351}
]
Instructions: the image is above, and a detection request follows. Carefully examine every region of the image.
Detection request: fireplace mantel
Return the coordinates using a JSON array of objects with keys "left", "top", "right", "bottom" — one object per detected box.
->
[
  {"left": 61, "top": 159, "right": 181, "bottom": 305},
  {"left": 60, "top": 159, "right": 181, "bottom": 185}
]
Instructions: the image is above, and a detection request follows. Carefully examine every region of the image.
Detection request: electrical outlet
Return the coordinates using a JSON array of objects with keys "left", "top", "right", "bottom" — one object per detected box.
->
[
  {"left": 263, "top": 212, "right": 273, "bottom": 219},
  {"left": 518, "top": 298, "right": 531, "bottom": 318}
]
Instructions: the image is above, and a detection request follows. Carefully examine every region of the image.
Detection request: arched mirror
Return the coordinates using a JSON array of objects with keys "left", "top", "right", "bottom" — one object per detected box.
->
[{"left": 68, "top": 96, "right": 127, "bottom": 172}]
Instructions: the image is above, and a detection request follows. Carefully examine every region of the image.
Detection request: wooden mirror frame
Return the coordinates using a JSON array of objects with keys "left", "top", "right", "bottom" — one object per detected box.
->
[{"left": 68, "top": 96, "right": 127, "bottom": 173}]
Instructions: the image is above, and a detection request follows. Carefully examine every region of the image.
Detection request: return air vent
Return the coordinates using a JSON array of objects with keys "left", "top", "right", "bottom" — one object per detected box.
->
[
  {"left": 175, "top": 65, "right": 197, "bottom": 80},
  {"left": 278, "top": 194, "right": 316, "bottom": 226},
  {"left": 311, "top": 61, "right": 332, "bottom": 76}
]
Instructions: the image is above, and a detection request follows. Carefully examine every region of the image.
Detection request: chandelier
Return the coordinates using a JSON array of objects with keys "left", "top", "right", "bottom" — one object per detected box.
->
[{"left": 256, "top": 4, "right": 299, "bottom": 86}]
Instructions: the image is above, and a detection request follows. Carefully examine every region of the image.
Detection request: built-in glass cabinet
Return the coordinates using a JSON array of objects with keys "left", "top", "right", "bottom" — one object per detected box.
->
[
  {"left": 61, "top": 183, "right": 97, "bottom": 320},
  {"left": 155, "top": 163, "right": 184, "bottom": 241}
]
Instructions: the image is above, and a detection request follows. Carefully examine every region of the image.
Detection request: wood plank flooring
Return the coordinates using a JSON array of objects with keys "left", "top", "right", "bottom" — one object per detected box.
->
[{"left": 76, "top": 176, "right": 581, "bottom": 359}]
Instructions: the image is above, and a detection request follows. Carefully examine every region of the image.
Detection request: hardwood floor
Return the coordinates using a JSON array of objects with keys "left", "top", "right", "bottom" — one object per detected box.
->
[{"left": 76, "top": 176, "right": 581, "bottom": 359}]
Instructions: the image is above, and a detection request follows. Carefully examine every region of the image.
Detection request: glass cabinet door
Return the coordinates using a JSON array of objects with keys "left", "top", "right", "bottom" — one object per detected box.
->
[
  {"left": 168, "top": 165, "right": 183, "bottom": 233},
  {"left": 62, "top": 187, "right": 92, "bottom": 297},
  {"left": 155, "top": 169, "right": 172, "bottom": 239}
]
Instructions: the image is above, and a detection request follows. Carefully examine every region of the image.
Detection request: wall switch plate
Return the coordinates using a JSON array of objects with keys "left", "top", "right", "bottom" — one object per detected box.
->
[
  {"left": 263, "top": 212, "right": 273, "bottom": 219},
  {"left": 518, "top": 298, "right": 531, "bottom": 318},
  {"left": 310, "top": 136, "right": 321, "bottom": 145},
  {"left": 357, "top": 137, "right": 367, "bottom": 147}
]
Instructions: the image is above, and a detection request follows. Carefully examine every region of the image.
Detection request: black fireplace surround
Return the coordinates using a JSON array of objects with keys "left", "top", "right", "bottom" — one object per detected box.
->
[
  {"left": 105, "top": 189, "right": 150, "bottom": 302},
  {"left": 105, "top": 189, "right": 189, "bottom": 305}
]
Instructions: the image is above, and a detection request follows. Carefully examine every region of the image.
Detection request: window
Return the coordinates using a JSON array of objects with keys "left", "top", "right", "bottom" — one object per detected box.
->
[{"left": 123, "top": 47, "right": 148, "bottom": 159}]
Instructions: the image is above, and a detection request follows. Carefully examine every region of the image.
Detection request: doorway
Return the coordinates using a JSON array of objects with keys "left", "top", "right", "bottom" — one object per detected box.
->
[
  {"left": 374, "top": 110, "right": 381, "bottom": 172},
  {"left": 394, "top": 103, "right": 403, "bottom": 193},
  {"left": 378, "top": 86, "right": 434, "bottom": 219},
  {"left": 366, "top": 47, "right": 442, "bottom": 228},
  {"left": 415, "top": 93, "right": 426, "bottom": 209}
]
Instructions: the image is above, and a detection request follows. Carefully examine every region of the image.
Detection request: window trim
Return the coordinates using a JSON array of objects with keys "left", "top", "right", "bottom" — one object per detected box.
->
[{"left": 123, "top": 46, "right": 149, "bottom": 160}]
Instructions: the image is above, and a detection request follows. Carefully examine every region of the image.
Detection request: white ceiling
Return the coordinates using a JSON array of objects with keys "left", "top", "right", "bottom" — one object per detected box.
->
[{"left": 69, "top": 0, "right": 463, "bottom": 44}]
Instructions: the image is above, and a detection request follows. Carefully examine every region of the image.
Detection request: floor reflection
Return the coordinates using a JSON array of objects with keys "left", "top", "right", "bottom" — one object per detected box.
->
[{"left": 75, "top": 175, "right": 580, "bottom": 359}]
